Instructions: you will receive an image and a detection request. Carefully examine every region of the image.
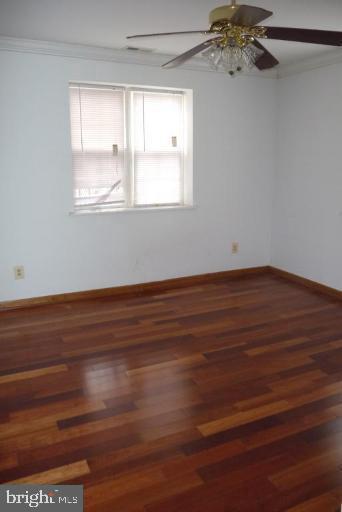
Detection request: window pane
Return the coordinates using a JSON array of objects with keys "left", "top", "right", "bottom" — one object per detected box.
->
[
  {"left": 69, "top": 85, "right": 125, "bottom": 208},
  {"left": 132, "top": 91, "right": 184, "bottom": 206}
]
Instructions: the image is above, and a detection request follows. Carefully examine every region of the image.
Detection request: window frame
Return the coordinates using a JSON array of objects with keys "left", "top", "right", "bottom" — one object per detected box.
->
[{"left": 69, "top": 81, "right": 193, "bottom": 215}]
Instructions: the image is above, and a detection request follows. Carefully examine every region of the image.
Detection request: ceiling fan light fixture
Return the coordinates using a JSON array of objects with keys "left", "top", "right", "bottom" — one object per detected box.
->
[
  {"left": 127, "top": 1, "right": 342, "bottom": 74},
  {"left": 202, "top": 42, "right": 264, "bottom": 76}
]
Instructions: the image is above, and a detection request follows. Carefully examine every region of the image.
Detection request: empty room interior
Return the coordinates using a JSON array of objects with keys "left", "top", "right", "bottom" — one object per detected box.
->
[{"left": 0, "top": 0, "right": 342, "bottom": 510}]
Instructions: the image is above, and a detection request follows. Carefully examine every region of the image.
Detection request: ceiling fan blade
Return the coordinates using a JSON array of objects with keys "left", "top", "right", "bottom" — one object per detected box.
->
[
  {"left": 127, "top": 30, "right": 211, "bottom": 39},
  {"left": 231, "top": 5, "right": 273, "bottom": 27},
  {"left": 252, "top": 40, "right": 279, "bottom": 70},
  {"left": 162, "top": 38, "right": 221, "bottom": 68},
  {"left": 264, "top": 26, "right": 342, "bottom": 46}
]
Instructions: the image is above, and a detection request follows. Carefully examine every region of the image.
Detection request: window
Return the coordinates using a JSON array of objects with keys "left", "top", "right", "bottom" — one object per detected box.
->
[{"left": 69, "top": 83, "right": 192, "bottom": 212}]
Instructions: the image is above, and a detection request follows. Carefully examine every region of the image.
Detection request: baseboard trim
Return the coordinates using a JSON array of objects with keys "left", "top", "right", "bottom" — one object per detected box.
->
[
  {"left": 269, "top": 266, "right": 341, "bottom": 301},
  {"left": 0, "top": 266, "right": 269, "bottom": 312},
  {"left": 2, "top": 265, "right": 340, "bottom": 312}
]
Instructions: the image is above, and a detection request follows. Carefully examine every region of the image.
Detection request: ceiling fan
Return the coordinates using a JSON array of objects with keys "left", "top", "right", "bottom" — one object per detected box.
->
[{"left": 127, "top": 0, "right": 342, "bottom": 76}]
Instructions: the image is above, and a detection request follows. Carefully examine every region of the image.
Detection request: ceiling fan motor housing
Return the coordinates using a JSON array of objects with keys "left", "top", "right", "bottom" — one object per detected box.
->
[{"left": 209, "top": 5, "right": 238, "bottom": 26}]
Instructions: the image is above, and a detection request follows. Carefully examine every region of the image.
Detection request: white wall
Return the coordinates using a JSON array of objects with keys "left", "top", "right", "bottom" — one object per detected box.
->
[
  {"left": 0, "top": 50, "right": 276, "bottom": 301},
  {"left": 271, "top": 63, "right": 342, "bottom": 291}
]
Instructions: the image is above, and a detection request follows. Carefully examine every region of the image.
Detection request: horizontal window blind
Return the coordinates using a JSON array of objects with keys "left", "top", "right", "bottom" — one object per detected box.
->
[
  {"left": 69, "top": 84, "right": 125, "bottom": 208},
  {"left": 132, "top": 91, "right": 184, "bottom": 206},
  {"left": 69, "top": 84, "right": 189, "bottom": 211}
]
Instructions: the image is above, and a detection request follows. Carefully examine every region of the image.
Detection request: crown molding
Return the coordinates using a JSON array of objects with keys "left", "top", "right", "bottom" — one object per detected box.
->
[
  {"left": 4, "top": 36, "right": 342, "bottom": 78},
  {"left": 3, "top": 35, "right": 340, "bottom": 79},
  {"left": 0, "top": 35, "right": 276, "bottom": 78},
  {"left": 0, "top": 35, "right": 199, "bottom": 68},
  {"left": 277, "top": 48, "right": 342, "bottom": 79},
  {"left": 0, "top": 35, "right": 342, "bottom": 78}
]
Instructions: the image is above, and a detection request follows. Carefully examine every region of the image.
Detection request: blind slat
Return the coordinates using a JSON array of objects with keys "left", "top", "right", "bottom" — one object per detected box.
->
[{"left": 69, "top": 85, "right": 125, "bottom": 207}]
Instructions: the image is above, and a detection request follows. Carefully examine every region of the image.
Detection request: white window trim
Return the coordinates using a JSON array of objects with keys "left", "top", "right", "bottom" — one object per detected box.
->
[
  {"left": 69, "top": 204, "right": 197, "bottom": 216},
  {"left": 69, "top": 81, "right": 193, "bottom": 214}
]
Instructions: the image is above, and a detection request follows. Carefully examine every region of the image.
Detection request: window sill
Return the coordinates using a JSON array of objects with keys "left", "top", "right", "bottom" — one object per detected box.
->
[{"left": 69, "top": 205, "right": 196, "bottom": 216}]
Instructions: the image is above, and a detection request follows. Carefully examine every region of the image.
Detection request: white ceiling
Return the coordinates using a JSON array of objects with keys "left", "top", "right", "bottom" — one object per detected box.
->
[{"left": 0, "top": 0, "right": 341, "bottom": 66}]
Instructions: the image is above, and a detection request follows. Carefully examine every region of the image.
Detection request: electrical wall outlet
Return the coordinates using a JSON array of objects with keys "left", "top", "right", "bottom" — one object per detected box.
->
[
  {"left": 231, "top": 242, "right": 239, "bottom": 254},
  {"left": 14, "top": 265, "right": 25, "bottom": 280}
]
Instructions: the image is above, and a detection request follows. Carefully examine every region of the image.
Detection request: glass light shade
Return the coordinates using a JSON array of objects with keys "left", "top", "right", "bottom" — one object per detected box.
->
[{"left": 202, "top": 43, "right": 264, "bottom": 76}]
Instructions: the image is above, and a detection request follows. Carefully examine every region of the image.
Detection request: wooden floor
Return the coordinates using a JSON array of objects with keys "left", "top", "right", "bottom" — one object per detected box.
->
[{"left": 0, "top": 273, "right": 341, "bottom": 511}]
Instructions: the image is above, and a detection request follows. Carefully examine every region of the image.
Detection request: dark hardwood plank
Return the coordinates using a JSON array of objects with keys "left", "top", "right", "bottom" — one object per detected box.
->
[{"left": 0, "top": 273, "right": 341, "bottom": 511}]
